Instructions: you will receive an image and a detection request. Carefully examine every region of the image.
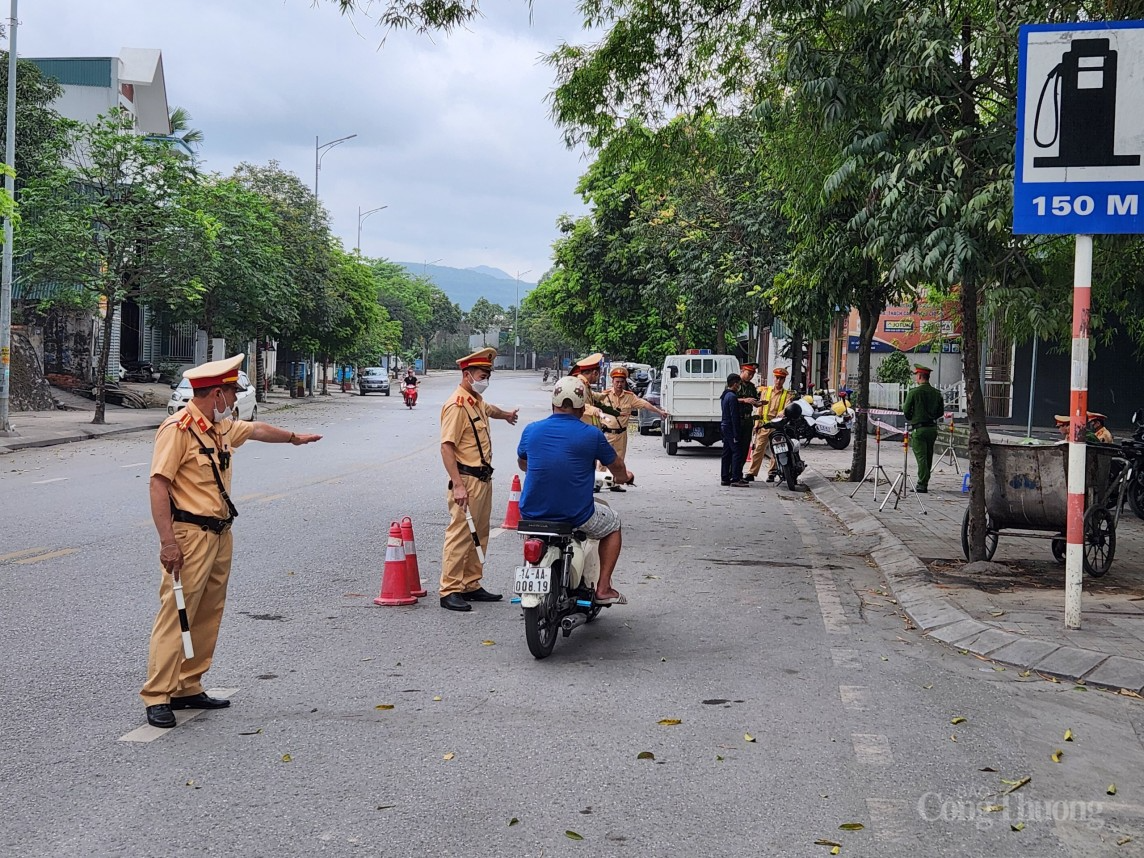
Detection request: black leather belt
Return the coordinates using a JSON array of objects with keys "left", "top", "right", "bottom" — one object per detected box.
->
[
  {"left": 457, "top": 463, "right": 494, "bottom": 482},
  {"left": 602, "top": 427, "right": 625, "bottom": 434},
  {"left": 914, "top": 422, "right": 936, "bottom": 428},
  {"left": 172, "top": 507, "right": 233, "bottom": 534}
]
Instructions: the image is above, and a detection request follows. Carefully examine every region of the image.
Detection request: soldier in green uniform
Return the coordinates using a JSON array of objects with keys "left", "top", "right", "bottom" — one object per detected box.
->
[
  {"left": 734, "top": 363, "right": 761, "bottom": 482},
  {"left": 902, "top": 364, "right": 945, "bottom": 493}
]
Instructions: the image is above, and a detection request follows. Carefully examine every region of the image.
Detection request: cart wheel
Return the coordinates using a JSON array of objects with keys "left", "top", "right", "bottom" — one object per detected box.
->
[
  {"left": 1082, "top": 506, "right": 1116, "bottom": 578},
  {"left": 1051, "top": 536, "right": 1066, "bottom": 563},
  {"left": 961, "top": 507, "right": 998, "bottom": 562}
]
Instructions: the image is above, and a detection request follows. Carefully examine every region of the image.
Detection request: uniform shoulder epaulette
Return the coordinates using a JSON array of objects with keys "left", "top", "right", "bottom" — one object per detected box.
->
[{"left": 175, "top": 411, "right": 194, "bottom": 431}]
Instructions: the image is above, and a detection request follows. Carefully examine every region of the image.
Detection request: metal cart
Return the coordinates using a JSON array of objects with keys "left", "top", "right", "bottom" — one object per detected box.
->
[{"left": 960, "top": 440, "right": 1120, "bottom": 577}]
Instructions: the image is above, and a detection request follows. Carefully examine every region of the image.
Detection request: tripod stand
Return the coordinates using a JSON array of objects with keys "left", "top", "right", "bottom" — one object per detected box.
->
[
  {"left": 880, "top": 429, "right": 927, "bottom": 514},
  {"left": 850, "top": 425, "right": 893, "bottom": 502},
  {"left": 933, "top": 417, "right": 961, "bottom": 473}
]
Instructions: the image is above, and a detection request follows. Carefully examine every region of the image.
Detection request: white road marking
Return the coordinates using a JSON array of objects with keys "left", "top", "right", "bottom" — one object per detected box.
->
[
  {"left": 839, "top": 685, "right": 869, "bottom": 711},
  {"left": 866, "top": 798, "right": 911, "bottom": 843},
  {"left": 489, "top": 528, "right": 504, "bottom": 539},
  {"left": 120, "top": 462, "right": 149, "bottom": 469},
  {"left": 118, "top": 687, "right": 240, "bottom": 743},
  {"left": 786, "top": 499, "right": 850, "bottom": 634},
  {"left": 32, "top": 477, "right": 67, "bottom": 484},
  {"left": 851, "top": 733, "right": 894, "bottom": 766},
  {"left": 831, "top": 648, "right": 861, "bottom": 671}
]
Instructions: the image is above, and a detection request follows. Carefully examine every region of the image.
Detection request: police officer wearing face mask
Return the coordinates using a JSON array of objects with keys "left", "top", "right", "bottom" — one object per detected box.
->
[
  {"left": 439, "top": 347, "right": 520, "bottom": 611},
  {"left": 141, "top": 354, "right": 322, "bottom": 729}
]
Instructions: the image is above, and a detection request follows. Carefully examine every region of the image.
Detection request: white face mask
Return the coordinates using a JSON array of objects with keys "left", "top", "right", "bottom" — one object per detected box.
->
[
  {"left": 470, "top": 378, "right": 489, "bottom": 395},
  {"left": 212, "top": 391, "right": 234, "bottom": 422}
]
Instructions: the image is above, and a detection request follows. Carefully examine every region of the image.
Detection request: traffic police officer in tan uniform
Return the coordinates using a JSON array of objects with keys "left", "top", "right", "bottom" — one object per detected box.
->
[
  {"left": 142, "top": 354, "right": 322, "bottom": 728},
  {"left": 568, "top": 352, "right": 620, "bottom": 428},
  {"left": 439, "top": 347, "right": 520, "bottom": 612},
  {"left": 598, "top": 366, "right": 668, "bottom": 483},
  {"left": 746, "top": 366, "right": 790, "bottom": 482}
]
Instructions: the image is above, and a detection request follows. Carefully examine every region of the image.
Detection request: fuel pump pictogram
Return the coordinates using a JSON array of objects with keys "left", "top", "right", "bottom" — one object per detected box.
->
[{"left": 1033, "top": 37, "right": 1140, "bottom": 168}]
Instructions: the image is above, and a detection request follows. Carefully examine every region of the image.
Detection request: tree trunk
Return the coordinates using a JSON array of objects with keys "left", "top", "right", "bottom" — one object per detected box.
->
[
  {"left": 789, "top": 330, "right": 804, "bottom": 392},
  {"left": 960, "top": 273, "right": 991, "bottom": 560},
  {"left": 849, "top": 282, "right": 881, "bottom": 481},
  {"left": 93, "top": 297, "right": 116, "bottom": 425},
  {"left": 715, "top": 320, "right": 727, "bottom": 354}
]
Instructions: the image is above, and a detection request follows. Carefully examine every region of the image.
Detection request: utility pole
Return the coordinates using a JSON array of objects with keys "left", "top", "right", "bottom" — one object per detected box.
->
[
  {"left": 310, "top": 132, "right": 355, "bottom": 396},
  {"left": 513, "top": 269, "right": 530, "bottom": 371},
  {"left": 0, "top": 0, "right": 18, "bottom": 435},
  {"left": 355, "top": 205, "right": 387, "bottom": 254}
]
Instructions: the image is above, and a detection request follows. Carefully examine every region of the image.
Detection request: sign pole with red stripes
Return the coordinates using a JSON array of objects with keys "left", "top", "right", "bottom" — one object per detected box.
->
[{"left": 1064, "top": 234, "right": 1092, "bottom": 630}]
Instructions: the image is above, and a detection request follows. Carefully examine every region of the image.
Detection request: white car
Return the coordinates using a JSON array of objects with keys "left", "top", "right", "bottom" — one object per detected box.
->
[{"left": 166, "top": 370, "right": 258, "bottom": 421}]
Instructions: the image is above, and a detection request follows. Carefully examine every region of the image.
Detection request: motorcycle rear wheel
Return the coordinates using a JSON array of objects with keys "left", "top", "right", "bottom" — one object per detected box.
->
[
  {"left": 524, "top": 572, "right": 561, "bottom": 659},
  {"left": 825, "top": 428, "right": 851, "bottom": 450}
]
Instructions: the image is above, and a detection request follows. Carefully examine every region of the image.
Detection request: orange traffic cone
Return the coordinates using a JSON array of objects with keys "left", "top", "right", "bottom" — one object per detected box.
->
[
  {"left": 501, "top": 474, "right": 522, "bottom": 530},
  {"left": 374, "top": 521, "right": 417, "bottom": 606},
  {"left": 400, "top": 515, "right": 427, "bottom": 597}
]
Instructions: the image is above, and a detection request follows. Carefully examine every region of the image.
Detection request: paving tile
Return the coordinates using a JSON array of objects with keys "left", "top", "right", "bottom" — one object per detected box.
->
[
  {"left": 948, "top": 626, "right": 1023, "bottom": 656},
  {"left": 927, "top": 618, "right": 992, "bottom": 646},
  {"left": 987, "top": 638, "right": 1062, "bottom": 669},
  {"left": 1083, "top": 656, "right": 1144, "bottom": 692},
  {"left": 1032, "top": 646, "right": 1108, "bottom": 681}
]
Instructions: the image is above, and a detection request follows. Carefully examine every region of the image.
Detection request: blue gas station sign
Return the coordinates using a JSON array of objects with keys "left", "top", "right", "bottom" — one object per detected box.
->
[{"left": 1015, "top": 21, "right": 1144, "bottom": 235}]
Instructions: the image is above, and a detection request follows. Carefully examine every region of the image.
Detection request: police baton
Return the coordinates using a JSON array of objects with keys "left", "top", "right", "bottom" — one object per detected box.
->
[
  {"left": 464, "top": 507, "right": 486, "bottom": 565},
  {"left": 172, "top": 580, "right": 195, "bottom": 659}
]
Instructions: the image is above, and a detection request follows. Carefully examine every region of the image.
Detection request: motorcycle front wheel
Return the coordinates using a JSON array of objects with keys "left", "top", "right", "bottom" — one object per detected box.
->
[
  {"left": 524, "top": 570, "right": 562, "bottom": 659},
  {"left": 782, "top": 456, "right": 798, "bottom": 490}
]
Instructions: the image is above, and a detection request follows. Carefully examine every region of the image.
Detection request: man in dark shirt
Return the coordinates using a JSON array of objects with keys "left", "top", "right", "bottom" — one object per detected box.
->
[
  {"left": 720, "top": 374, "right": 747, "bottom": 487},
  {"left": 517, "top": 376, "right": 634, "bottom": 604},
  {"left": 902, "top": 364, "right": 945, "bottom": 493}
]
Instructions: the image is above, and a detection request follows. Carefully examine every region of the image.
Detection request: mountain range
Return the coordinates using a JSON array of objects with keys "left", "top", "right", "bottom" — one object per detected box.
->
[{"left": 396, "top": 263, "right": 536, "bottom": 312}]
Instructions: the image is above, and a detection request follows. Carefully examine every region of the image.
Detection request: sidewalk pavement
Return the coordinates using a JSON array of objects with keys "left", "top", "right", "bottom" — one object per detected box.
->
[
  {"left": 0, "top": 384, "right": 319, "bottom": 455},
  {"left": 803, "top": 435, "right": 1144, "bottom": 696}
]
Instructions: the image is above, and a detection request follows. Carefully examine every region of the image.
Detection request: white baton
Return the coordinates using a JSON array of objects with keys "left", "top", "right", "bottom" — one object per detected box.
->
[
  {"left": 172, "top": 580, "right": 195, "bottom": 659},
  {"left": 464, "top": 507, "right": 486, "bottom": 565}
]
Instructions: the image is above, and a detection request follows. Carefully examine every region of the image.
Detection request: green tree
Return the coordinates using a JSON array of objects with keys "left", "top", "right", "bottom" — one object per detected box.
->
[
  {"left": 465, "top": 297, "right": 507, "bottom": 346},
  {"left": 19, "top": 109, "right": 201, "bottom": 423}
]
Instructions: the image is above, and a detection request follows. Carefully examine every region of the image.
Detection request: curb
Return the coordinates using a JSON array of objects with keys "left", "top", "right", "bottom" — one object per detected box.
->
[
  {"left": 0, "top": 422, "right": 164, "bottom": 453},
  {"left": 805, "top": 467, "right": 1144, "bottom": 696}
]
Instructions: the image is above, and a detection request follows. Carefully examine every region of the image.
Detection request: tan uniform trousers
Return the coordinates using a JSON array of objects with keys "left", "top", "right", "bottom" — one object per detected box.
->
[
  {"left": 440, "top": 473, "right": 493, "bottom": 597},
  {"left": 141, "top": 522, "right": 233, "bottom": 705},
  {"left": 604, "top": 427, "right": 629, "bottom": 461},
  {"left": 747, "top": 427, "right": 778, "bottom": 477}
]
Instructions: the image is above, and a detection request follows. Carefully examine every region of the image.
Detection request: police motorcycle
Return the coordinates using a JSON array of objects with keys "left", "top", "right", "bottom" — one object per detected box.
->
[
  {"left": 788, "top": 392, "right": 854, "bottom": 451},
  {"left": 766, "top": 402, "right": 810, "bottom": 490},
  {"left": 513, "top": 492, "right": 630, "bottom": 659}
]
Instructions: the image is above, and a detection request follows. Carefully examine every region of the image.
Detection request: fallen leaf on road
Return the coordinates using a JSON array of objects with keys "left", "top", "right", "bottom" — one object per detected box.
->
[
  {"left": 922, "top": 684, "right": 933, "bottom": 689},
  {"left": 658, "top": 718, "right": 682, "bottom": 726},
  {"left": 637, "top": 751, "right": 655, "bottom": 760},
  {"left": 482, "top": 640, "right": 495, "bottom": 646},
  {"left": 509, "top": 817, "right": 519, "bottom": 826},
  {"left": 980, "top": 767, "right": 997, "bottom": 772},
  {"left": 375, "top": 704, "right": 394, "bottom": 710},
  {"left": 838, "top": 823, "right": 864, "bottom": 831},
  {"left": 433, "top": 695, "right": 442, "bottom": 701},
  {"left": 989, "top": 610, "right": 1005, "bottom": 617},
  {"left": 281, "top": 754, "right": 292, "bottom": 763},
  {"left": 715, "top": 755, "right": 724, "bottom": 762},
  {"left": 982, "top": 804, "right": 1005, "bottom": 813},
  {"left": 565, "top": 830, "right": 583, "bottom": 840},
  {"left": 377, "top": 805, "right": 395, "bottom": 810},
  {"left": 1011, "top": 822, "right": 1025, "bottom": 831},
  {"left": 443, "top": 752, "right": 455, "bottom": 761},
  {"left": 1019, "top": 670, "right": 1032, "bottom": 677},
  {"left": 1051, "top": 749, "right": 1063, "bottom": 763},
  {"left": 951, "top": 716, "right": 967, "bottom": 725},
  {"left": 1118, "top": 835, "right": 1132, "bottom": 846},
  {"left": 745, "top": 734, "right": 756, "bottom": 743},
  {"left": 1064, "top": 728, "right": 1073, "bottom": 742},
  {"left": 238, "top": 728, "right": 263, "bottom": 735},
  {"left": 1001, "top": 776, "right": 1031, "bottom": 794},
  {"left": 1108, "top": 784, "right": 1117, "bottom": 795},
  {"left": 814, "top": 840, "right": 841, "bottom": 848}
]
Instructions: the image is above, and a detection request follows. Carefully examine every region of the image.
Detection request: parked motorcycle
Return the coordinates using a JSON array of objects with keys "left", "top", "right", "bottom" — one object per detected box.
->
[
  {"left": 631, "top": 370, "right": 651, "bottom": 397},
  {"left": 1122, "top": 409, "right": 1144, "bottom": 520},
  {"left": 122, "top": 360, "right": 158, "bottom": 383},
  {"left": 766, "top": 404, "right": 809, "bottom": 490},
  {"left": 402, "top": 383, "right": 418, "bottom": 409},
  {"left": 515, "top": 518, "right": 609, "bottom": 658}
]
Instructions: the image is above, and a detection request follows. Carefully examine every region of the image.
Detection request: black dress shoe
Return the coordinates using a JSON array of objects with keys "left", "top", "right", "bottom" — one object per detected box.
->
[
  {"left": 146, "top": 704, "right": 176, "bottom": 728},
  {"left": 170, "top": 692, "right": 231, "bottom": 710},
  {"left": 743, "top": 475, "right": 755, "bottom": 482},
  {"left": 440, "top": 593, "right": 472, "bottom": 611},
  {"left": 461, "top": 587, "right": 503, "bottom": 602}
]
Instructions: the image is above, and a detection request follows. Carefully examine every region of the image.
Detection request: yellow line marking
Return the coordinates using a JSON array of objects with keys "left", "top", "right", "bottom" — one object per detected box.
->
[
  {"left": 235, "top": 492, "right": 268, "bottom": 502},
  {"left": 14, "top": 548, "right": 79, "bottom": 564},
  {"left": 252, "top": 493, "right": 289, "bottom": 503},
  {"left": 0, "top": 547, "right": 50, "bottom": 562}
]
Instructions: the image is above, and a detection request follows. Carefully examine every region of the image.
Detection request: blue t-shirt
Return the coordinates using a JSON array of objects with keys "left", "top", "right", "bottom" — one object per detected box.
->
[{"left": 517, "top": 413, "right": 617, "bottom": 526}]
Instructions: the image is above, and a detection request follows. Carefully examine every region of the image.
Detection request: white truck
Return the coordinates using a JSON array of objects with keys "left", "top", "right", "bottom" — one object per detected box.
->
[{"left": 659, "top": 352, "right": 741, "bottom": 456}]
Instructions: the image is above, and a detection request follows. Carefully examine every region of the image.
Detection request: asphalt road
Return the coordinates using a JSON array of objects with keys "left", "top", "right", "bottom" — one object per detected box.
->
[{"left": 3, "top": 372, "right": 1144, "bottom": 856}]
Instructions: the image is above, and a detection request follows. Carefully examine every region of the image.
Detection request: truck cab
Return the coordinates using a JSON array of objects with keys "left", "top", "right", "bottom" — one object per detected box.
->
[{"left": 660, "top": 352, "right": 741, "bottom": 455}]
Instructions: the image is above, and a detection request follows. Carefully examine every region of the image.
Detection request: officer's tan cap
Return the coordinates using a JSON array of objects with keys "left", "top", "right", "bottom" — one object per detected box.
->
[
  {"left": 571, "top": 352, "right": 604, "bottom": 374},
  {"left": 457, "top": 347, "right": 497, "bottom": 370},
  {"left": 183, "top": 353, "right": 244, "bottom": 390}
]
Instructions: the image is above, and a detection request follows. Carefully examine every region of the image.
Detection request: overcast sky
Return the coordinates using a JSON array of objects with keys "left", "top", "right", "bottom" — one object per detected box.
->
[{"left": 15, "top": 0, "right": 595, "bottom": 284}]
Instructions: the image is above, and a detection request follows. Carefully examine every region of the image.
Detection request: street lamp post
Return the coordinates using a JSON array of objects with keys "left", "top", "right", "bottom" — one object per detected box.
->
[
  {"left": 355, "top": 205, "right": 388, "bottom": 254},
  {"left": 0, "top": 0, "right": 18, "bottom": 435},
  {"left": 513, "top": 269, "right": 531, "bottom": 371},
  {"left": 311, "top": 132, "right": 355, "bottom": 396}
]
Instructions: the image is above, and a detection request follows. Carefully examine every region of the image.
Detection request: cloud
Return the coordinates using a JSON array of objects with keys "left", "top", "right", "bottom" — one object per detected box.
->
[{"left": 17, "top": 0, "right": 592, "bottom": 277}]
